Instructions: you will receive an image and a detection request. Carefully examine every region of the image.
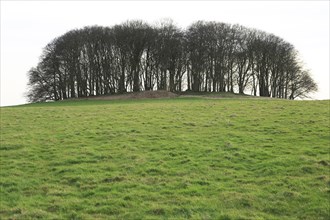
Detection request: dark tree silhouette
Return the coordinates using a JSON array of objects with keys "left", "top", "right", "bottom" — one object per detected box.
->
[{"left": 26, "top": 20, "right": 317, "bottom": 102}]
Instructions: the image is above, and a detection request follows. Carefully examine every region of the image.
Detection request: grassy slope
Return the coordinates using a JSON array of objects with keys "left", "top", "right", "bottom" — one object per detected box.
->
[{"left": 1, "top": 97, "right": 329, "bottom": 219}]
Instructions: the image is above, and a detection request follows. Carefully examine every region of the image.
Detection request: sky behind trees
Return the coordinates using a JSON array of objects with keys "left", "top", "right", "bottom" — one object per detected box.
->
[{"left": 1, "top": 1, "right": 329, "bottom": 106}]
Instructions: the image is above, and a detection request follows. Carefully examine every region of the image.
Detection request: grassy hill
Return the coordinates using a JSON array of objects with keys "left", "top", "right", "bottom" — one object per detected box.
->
[{"left": 1, "top": 96, "right": 329, "bottom": 219}]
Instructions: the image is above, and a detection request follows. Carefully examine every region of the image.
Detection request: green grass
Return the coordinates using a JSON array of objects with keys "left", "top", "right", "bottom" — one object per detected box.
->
[{"left": 1, "top": 97, "right": 329, "bottom": 219}]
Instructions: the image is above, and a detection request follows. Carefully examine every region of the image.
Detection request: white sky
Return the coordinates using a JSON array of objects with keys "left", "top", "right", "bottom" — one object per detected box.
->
[{"left": 1, "top": 1, "right": 329, "bottom": 106}]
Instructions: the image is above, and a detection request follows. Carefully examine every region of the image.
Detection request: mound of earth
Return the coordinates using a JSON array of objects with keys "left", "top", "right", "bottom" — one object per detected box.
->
[{"left": 86, "top": 90, "right": 178, "bottom": 100}]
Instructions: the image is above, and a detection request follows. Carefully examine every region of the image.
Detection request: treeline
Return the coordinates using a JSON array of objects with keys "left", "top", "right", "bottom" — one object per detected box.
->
[{"left": 27, "top": 20, "right": 317, "bottom": 102}]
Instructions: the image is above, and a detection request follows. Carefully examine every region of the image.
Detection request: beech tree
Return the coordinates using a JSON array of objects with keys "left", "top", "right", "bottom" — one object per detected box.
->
[{"left": 26, "top": 20, "right": 317, "bottom": 102}]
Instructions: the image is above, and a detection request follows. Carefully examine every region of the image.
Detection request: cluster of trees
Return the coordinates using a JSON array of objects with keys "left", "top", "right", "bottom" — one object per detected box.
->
[{"left": 27, "top": 20, "right": 317, "bottom": 102}]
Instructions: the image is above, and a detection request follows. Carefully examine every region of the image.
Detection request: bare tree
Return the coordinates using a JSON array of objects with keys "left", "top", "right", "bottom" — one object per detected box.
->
[{"left": 26, "top": 20, "right": 318, "bottom": 102}]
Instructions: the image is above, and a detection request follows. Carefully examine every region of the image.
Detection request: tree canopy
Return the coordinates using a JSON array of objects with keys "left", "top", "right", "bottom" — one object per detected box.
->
[{"left": 27, "top": 20, "right": 317, "bottom": 102}]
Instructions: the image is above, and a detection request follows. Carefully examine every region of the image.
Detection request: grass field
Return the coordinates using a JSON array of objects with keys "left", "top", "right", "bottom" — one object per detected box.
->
[{"left": 1, "top": 97, "right": 329, "bottom": 219}]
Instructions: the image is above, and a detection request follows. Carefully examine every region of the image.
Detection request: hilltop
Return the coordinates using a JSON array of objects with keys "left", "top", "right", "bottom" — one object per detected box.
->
[
  {"left": 64, "top": 90, "right": 266, "bottom": 102},
  {"left": 77, "top": 90, "right": 178, "bottom": 100}
]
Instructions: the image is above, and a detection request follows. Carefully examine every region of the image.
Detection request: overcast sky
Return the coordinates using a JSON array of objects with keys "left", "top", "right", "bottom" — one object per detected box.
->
[{"left": 1, "top": 1, "right": 329, "bottom": 106}]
